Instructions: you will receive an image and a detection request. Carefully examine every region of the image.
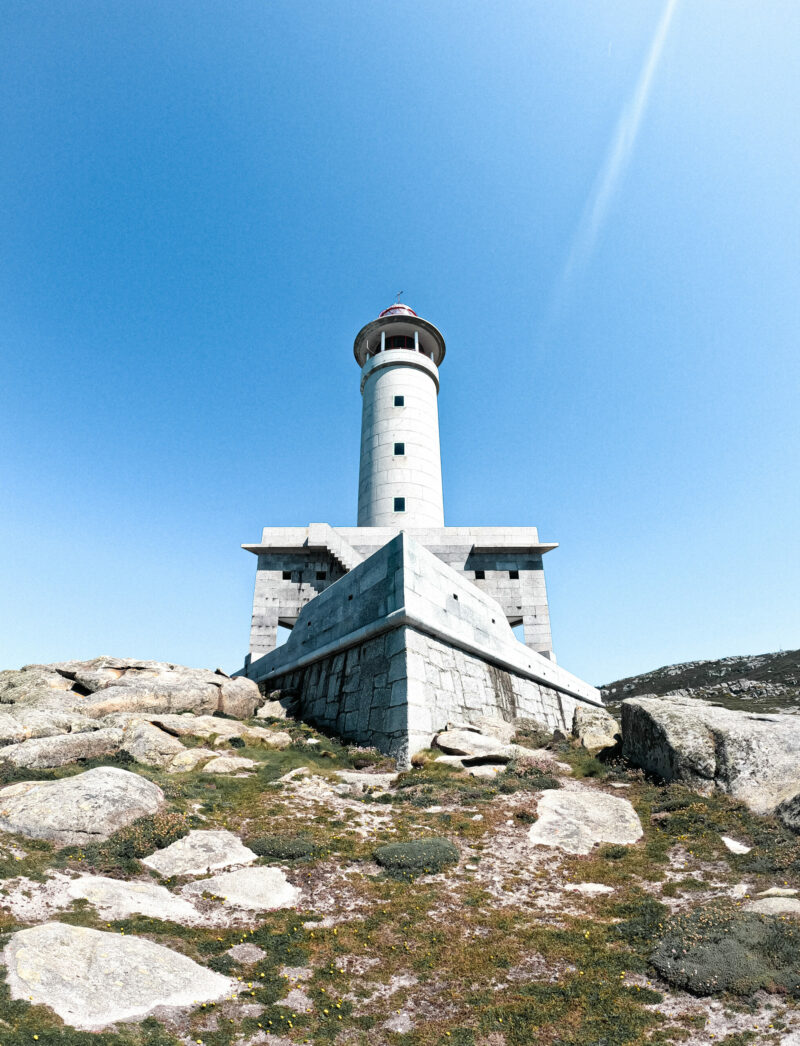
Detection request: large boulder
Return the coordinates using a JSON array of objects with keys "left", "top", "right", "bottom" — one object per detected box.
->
[
  {"left": 0, "top": 728, "right": 123, "bottom": 769},
  {"left": 621, "top": 696, "right": 800, "bottom": 814},
  {"left": 528, "top": 786, "right": 643, "bottom": 855},
  {"left": 572, "top": 705, "right": 620, "bottom": 753},
  {"left": 3, "top": 922, "right": 233, "bottom": 1029},
  {"left": 0, "top": 767, "right": 164, "bottom": 846}
]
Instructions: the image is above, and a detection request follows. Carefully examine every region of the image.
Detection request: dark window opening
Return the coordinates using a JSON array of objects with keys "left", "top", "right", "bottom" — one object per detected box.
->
[
  {"left": 509, "top": 570, "right": 519, "bottom": 580},
  {"left": 453, "top": 593, "right": 459, "bottom": 600},
  {"left": 394, "top": 497, "right": 406, "bottom": 512},
  {"left": 394, "top": 395, "right": 405, "bottom": 407},
  {"left": 282, "top": 571, "right": 292, "bottom": 581},
  {"left": 394, "top": 442, "right": 405, "bottom": 455},
  {"left": 316, "top": 571, "right": 326, "bottom": 581},
  {"left": 475, "top": 570, "right": 485, "bottom": 580}
]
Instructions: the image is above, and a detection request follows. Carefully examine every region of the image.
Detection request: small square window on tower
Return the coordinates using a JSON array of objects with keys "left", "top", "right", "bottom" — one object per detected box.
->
[
  {"left": 394, "top": 497, "right": 406, "bottom": 512},
  {"left": 316, "top": 571, "right": 326, "bottom": 581},
  {"left": 475, "top": 570, "right": 485, "bottom": 580},
  {"left": 394, "top": 442, "right": 405, "bottom": 455},
  {"left": 282, "top": 571, "right": 292, "bottom": 581},
  {"left": 394, "top": 395, "right": 404, "bottom": 407},
  {"left": 509, "top": 570, "right": 519, "bottom": 580}
]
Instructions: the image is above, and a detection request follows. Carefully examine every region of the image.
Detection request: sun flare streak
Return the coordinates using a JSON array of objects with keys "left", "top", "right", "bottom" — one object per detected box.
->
[{"left": 554, "top": 0, "right": 679, "bottom": 308}]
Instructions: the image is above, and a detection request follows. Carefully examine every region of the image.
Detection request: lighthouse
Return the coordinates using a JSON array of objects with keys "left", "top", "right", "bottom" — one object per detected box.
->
[
  {"left": 237, "top": 300, "right": 602, "bottom": 763},
  {"left": 355, "top": 303, "right": 446, "bottom": 528}
]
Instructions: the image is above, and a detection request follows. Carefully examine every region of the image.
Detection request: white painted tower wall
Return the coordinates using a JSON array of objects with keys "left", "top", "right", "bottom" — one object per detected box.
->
[{"left": 357, "top": 350, "right": 444, "bottom": 527}]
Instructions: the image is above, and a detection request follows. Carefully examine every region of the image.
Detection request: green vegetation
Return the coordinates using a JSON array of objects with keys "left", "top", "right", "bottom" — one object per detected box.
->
[
  {"left": 247, "top": 834, "right": 321, "bottom": 861},
  {"left": 651, "top": 905, "right": 800, "bottom": 995},
  {"left": 56, "top": 811, "right": 190, "bottom": 876},
  {"left": 3, "top": 711, "right": 800, "bottom": 1045},
  {"left": 601, "top": 647, "right": 800, "bottom": 714},
  {"left": 373, "top": 838, "right": 459, "bottom": 878}
]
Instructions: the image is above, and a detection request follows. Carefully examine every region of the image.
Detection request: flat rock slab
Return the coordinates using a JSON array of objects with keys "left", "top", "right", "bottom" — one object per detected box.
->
[
  {"left": 184, "top": 866, "right": 300, "bottom": 911},
  {"left": 528, "top": 788, "right": 643, "bottom": 855},
  {"left": 563, "top": 882, "right": 615, "bottom": 895},
  {"left": 333, "top": 771, "right": 398, "bottom": 793},
  {"left": 721, "top": 835, "right": 752, "bottom": 854},
  {"left": 201, "top": 755, "right": 257, "bottom": 774},
  {"left": 0, "top": 767, "right": 163, "bottom": 846},
  {"left": 141, "top": 829, "right": 257, "bottom": 877},
  {"left": 228, "top": 942, "right": 268, "bottom": 963},
  {"left": 3, "top": 921, "right": 233, "bottom": 1029},
  {"left": 67, "top": 875, "right": 200, "bottom": 922},
  {"left": 434, "top": 728, "right": 510, "bottom": 759},
  {"left": 744, "top": 896, "right": 800, "bottom": 917},
  {"left": 0, "top": 728, "right": 123, "bottom": 768}
]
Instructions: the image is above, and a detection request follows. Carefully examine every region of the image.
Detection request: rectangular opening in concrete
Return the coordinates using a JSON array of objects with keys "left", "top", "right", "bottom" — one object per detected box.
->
[
  {"left": 475, "top": 570, "right": 485, "bottom": 580},
  {"left": 394, "top": 395, "right": 404, "bottom": 406},
  {"left": 316, "top": 571, "right": 326, "bottom": 580},
  {"left": 394, "top": 497, "right": 406, "bottom": 511},
  {"left": 509, "top": 570, "right": 519, "bottom": 579},
  {"left": 394, "top": 442, "right": 405, "bottom": 455},
  {"left": 282, "top": 571, "right": 292, "bottom": 580}
]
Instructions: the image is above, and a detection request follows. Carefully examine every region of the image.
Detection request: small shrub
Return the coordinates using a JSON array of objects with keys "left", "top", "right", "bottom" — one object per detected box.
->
[
  {"left": 374, "top": 837, "right": 459, "bottom": 878},
  {"left": 603, "top": 844, "right": 630, "bottom": 861},
  {"left": 497, "top": 758, "right": 561, "bottom": 794},
  {"left": 248, "top": 834, "right": 321, "bottom": 861},
  {"left": 229, "top": 736, "right": 245, "bottom": 749},
  {"left": 651, "top": 905, "right": 800, "bottom": 995},
  {"left": 59, "top": 811, "right": 190, "bottom": 874}
]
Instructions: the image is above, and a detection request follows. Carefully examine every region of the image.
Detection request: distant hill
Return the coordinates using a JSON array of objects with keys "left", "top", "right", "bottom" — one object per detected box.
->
[{"left": 601, "top": 648, "right": 800, "bottom": 715}]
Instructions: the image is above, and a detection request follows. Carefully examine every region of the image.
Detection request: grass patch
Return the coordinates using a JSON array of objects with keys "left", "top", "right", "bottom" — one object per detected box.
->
[
  {"left": 247, "top": 834, "right": 321, "bottom": 861},
  {"left": 374, "top": 838, "right": 459, "bottom": 879}
]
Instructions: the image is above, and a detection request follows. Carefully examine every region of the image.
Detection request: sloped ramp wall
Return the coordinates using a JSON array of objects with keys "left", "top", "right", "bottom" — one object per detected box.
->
[{"left": 262, "top": 624, "right": 576, "bottom": 766}]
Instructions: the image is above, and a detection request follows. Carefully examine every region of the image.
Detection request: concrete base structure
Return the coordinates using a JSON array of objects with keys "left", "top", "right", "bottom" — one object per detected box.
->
[
  {"left": 239, "top": 533, "right": 602, "bottom": 765},
  {"left": 244, "top": 524, "right": 558, "bottom": 661}
]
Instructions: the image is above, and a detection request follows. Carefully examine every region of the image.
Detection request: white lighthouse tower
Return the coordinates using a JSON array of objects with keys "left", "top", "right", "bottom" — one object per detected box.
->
[
  {"left": 354, "top": 303, "right": 446, "bottom": 528},
  {"left": 238, "top": 298, "right": 603, "bottom": 761}
]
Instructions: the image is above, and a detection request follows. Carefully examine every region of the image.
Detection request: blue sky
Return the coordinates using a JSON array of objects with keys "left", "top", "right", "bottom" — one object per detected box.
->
[{"left": 2, "top": 1, "right": 798, "bottom": 684}]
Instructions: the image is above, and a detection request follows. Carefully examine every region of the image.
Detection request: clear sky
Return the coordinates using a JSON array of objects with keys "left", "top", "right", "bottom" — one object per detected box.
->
[{"left": 2, "top": 1, "right": 798, "bottom": 684}]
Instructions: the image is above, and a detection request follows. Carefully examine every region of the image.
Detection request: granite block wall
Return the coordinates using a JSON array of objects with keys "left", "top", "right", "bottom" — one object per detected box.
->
[{"left": 263, "top": 623, "right": 576, "bottom": 765}]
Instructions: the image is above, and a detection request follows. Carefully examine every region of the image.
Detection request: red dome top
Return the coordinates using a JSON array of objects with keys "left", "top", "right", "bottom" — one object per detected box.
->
[{"left": 378, "top": 303, "right": 418, "bottom": 318}]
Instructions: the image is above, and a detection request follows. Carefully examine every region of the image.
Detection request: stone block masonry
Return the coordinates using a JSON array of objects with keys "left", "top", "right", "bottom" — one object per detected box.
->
[{"left": 239, "top": 532, "right": 601, "bottom": 766}]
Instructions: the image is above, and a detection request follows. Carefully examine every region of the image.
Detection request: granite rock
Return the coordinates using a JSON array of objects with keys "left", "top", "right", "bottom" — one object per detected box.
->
[
  {"left": 0, "top": 728, "right": 123, "bottom": 769},
  {"left": 141, "top": 829, "right": 258, "bottom": 877},
  {"left": 120, "top": 721, "right": 188, "bottom": 769},
  {"left": 66, "top": 875, "right": 200, "bottom": 922},
  {"left": 572, "top": 705, "right": 620, "bottom": 753},
  {"left": 0, "top": 767, "right": 164, "bottom": 846},
  {"left": 3, "top": 922, "right": 233, "bottom": 1029},
  {"left": 621, "top": 696, "right": 800, "bottom": 814},
  {"left": 183, "top": 866, "right": 300, "bottom": 911},
  {"left": 528, "top": 787, "right": 643, "bottom": 855}
]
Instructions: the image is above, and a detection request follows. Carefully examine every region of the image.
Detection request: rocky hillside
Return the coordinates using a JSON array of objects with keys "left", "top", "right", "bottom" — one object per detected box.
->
[
  {"left": 0, "top": 656, "right": 800, "bottom": 1045},
  {"left": 601, "top": 648, "right": 800, "bottom": 714}
]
